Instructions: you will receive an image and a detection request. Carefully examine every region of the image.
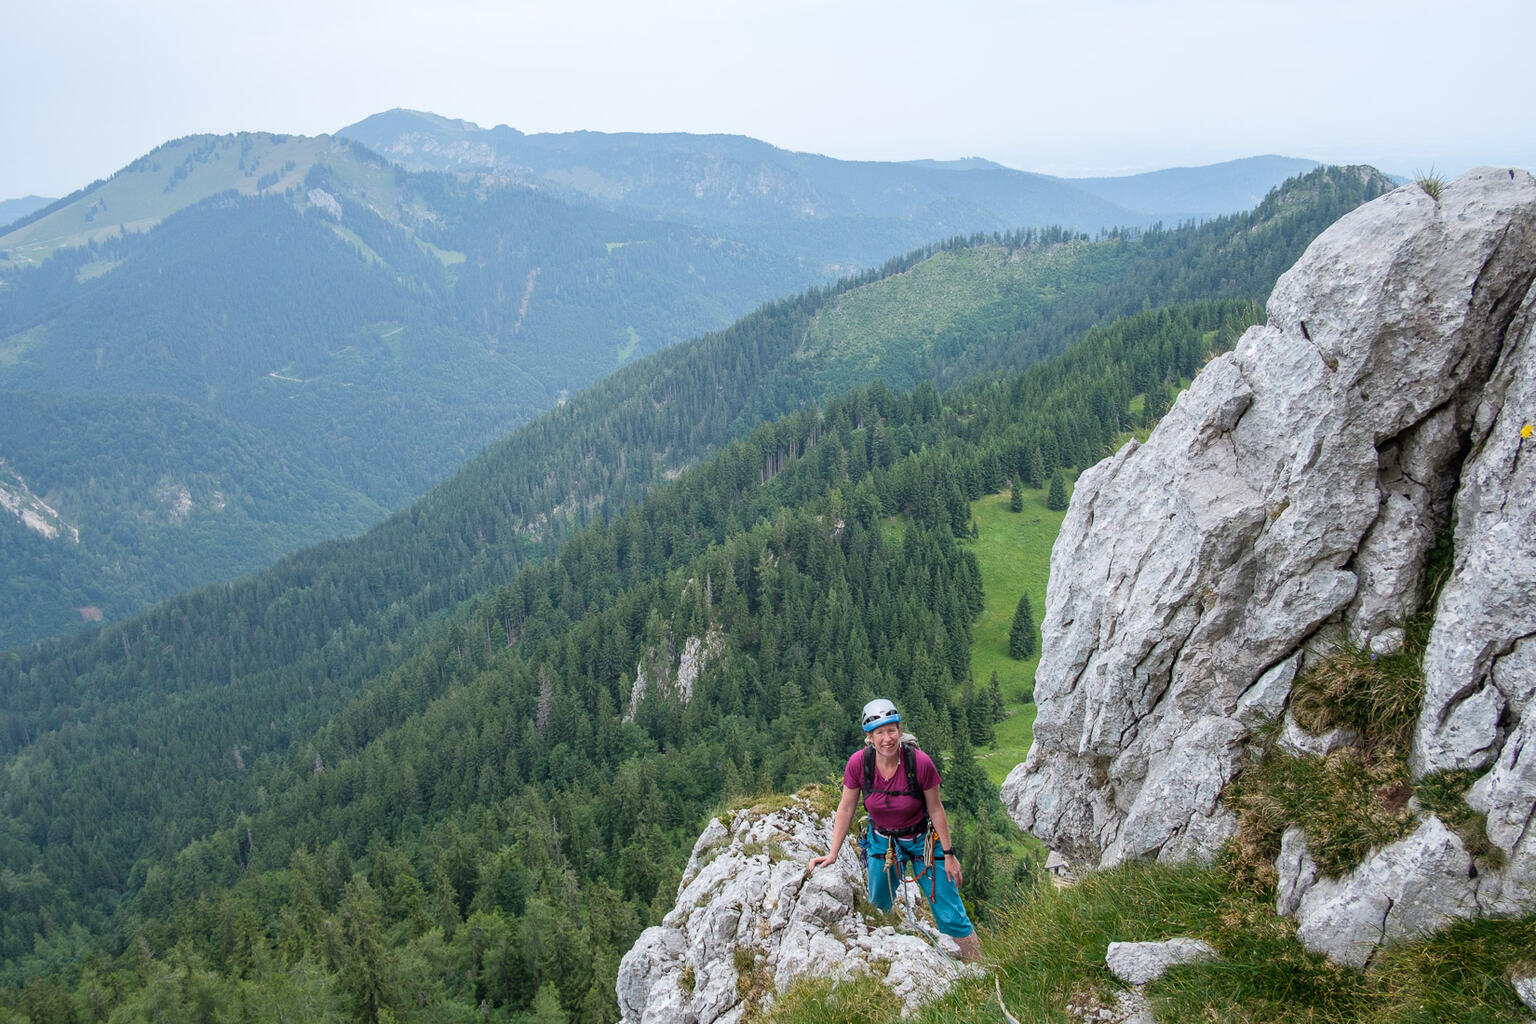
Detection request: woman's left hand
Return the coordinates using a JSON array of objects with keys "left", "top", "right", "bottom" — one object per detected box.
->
[{"left": 945, "top": 851, "right": 962, "bottom": 887}]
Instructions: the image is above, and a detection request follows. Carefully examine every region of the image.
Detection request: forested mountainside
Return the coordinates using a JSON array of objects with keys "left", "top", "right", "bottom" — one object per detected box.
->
[
  {"left": 0, "top": 164, "right": 1389, "bottom": 688},
  {"left": 0, "top": 167, "right": 1395, "bottom": 1021},
  {"left": 0, "top": 133, "right": 812, "bottom": 647},
  {"left": 0, "top": 297, "right": 1258, "bottom": 1022}
]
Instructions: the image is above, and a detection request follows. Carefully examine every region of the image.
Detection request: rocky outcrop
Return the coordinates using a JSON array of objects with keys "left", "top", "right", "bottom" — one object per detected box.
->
[
  {"left": 616, "top": 790, "right": 970, "bottom": 1024},
  {"left": 1104, "top": 938, "right": 1217, "bottom": 985},
  {"left": 625, "top": 627, "right": 724, "bottom": 721},
  {"left": 1277, "top": 817, "right": 1530, "bottom": 967},
  {"left": 1001, "top": 168, "right": 1536, "bottom": 959},
  {"left": 0, "top": 459, "right": 78, "bottom": 541}
]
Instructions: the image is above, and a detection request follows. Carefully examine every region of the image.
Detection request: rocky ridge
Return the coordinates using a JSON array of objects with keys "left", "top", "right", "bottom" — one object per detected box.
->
[
  {"left": 616, "top": 790, "right": 972, "bottom": 1024},
  {"left": 0, "top": 458, "right": 77, "bottom": 541},
  {"left": 1001, "top": 167, "right": 1536, "bottom": 965}
]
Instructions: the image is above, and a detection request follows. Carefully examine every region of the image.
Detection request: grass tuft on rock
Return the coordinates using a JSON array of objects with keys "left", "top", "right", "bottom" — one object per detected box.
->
[
  {"left": 1227, "top": 743, "right": 1417, "bottom": 878},
  {"left": 1288, "top": 637, "right": 1423, "bottom": 755}
]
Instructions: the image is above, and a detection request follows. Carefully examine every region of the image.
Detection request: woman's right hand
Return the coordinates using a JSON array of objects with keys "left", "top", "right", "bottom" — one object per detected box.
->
[{"left": 806, "top": 851, "right": 837, "bottom": 873}]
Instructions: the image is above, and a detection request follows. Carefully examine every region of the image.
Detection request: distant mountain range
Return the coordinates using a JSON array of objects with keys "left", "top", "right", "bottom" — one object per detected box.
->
[
  {"left": 0, "top": 195, "right": 54, "bottom": 230},
  {"left": 0, "top": 113, "right": 1325, "bottom": 648},
  {"left": 339, "top": 109, "right": 1319, "bottom": 264},
  {"left": 1062, "top": 156, "right": 1322, "bottom": 219}
]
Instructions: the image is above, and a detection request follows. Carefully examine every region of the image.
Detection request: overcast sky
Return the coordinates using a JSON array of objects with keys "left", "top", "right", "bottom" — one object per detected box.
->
[{"left": 4, "top": 0, "right": 1532, "bottom": 200}]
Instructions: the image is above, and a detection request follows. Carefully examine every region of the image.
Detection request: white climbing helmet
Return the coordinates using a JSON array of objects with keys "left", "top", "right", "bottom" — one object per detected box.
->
[{"left": 861, "top": 698, "right": 901, "bottom": 733}]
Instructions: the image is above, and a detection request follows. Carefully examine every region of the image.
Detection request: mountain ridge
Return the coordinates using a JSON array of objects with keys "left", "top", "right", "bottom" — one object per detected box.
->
[
  {"left": 339, "top": 109, "right": 1322, "bottom": 261},
  {"left": 0, "top": 132, "right": 823, "bottom": 645},
  {"left": 0, "top": 128, "right": 1378, "bottom": 648}
]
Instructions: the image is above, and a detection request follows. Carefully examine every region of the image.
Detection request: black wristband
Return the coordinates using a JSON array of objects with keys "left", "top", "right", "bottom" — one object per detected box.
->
[{"left": 944, "top": 846, "right": 954, "bottom": 855}]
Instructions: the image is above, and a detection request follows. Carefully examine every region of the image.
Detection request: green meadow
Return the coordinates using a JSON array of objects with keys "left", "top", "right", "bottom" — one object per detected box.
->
[{"left": 966, "top": 481, "right": 1069, "bottom": 785}]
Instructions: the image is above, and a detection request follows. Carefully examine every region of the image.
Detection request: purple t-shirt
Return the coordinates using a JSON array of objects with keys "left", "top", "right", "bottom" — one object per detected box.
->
[{"left": 844, "top": 745, "right": 940, "bottom": 833}]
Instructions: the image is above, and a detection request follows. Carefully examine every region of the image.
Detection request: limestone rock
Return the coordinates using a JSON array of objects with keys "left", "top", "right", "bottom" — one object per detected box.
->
[
  {"left": 998, "top": 168, "right": 1536, "bottom": 961},
  {"left": 1067, "top": 988, "right": 1157, "bottom": 1024},
  {"left": 1289, "top": 817, "right": 1496, "bottom": 968},
  {"left": 1276, "top": 715, "right": 1359, "bottom": 759},
  {"left": 1412, "top": 236, "right": 1536, "bottom": 781},
  {"left": 615, "top": 791, "right": 970, "bottom": 1024},
  {"left": 1274, "top": 826, "right": 1318, "bottom": 918},
  {"left": 1105, "top": 938, "right": 1217, "bottom": 985},
  {"left": 1513, "top": 975, "right": 1536, "bottom": 1015},
  {"left": 625, "top": 626, "right": 724, "bottom": 721}
]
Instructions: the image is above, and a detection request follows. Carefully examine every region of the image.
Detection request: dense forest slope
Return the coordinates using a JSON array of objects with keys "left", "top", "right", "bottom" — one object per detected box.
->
[
  {"left": 0, "top": 167, "right": 1390, "bottom": 1021},
  {"left": 0, "top": 298, "right": 1256, "bottom": 1022},
  {"left": 0, "top": 133, "right": 809, "bottom": 646}
]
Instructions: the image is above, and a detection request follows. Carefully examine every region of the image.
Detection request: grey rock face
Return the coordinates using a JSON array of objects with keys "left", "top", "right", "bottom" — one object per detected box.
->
[
  {"left": 615, "top": 793, "right": 971, "bottom": 1024},
  {"left": 1284, "top": 817, "right": 1515, "bottom": 968},
  {"left": 1000, "top": 168, "right": 1536, "bottom": 959},
  {"left": 1274, "top": 826, "right": 1318, "bottom": 918},
  {"left": 1105, "top": 938, "right": 1217, "bottom": 985}
]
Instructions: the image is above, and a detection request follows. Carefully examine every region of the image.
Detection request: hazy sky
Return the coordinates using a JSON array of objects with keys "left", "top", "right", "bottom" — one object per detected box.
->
[{"left": 4, "top": 0, "right": 1532, "bottom": 199}]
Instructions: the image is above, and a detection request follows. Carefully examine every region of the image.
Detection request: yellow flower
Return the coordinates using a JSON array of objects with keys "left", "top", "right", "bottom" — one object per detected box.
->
[{"left": 1524, "top": 423, "right": 1534, "bottom": 439}]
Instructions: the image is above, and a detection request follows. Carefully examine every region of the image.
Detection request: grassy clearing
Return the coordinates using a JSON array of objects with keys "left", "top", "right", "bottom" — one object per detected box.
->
[
  {"left": 806, "top": 248, "right": 1016, "bottom": 369},
  {"left": 965, "top": 485, "right": 1065, "bottom": 785}
]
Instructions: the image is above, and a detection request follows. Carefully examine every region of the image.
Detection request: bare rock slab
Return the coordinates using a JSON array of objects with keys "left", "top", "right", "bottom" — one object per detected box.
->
[{"left": 1105, "top": 938, "right": 1217, "bottom": 986}]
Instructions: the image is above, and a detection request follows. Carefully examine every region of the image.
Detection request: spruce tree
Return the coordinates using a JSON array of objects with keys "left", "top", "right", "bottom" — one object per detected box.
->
[
  {"left": 1009, "top": 477, "right": 1023, "bottom": 512},
  {"left": 1008, "top": 592, "right": 1036, "bottom": 660},
  {"left": 1047, "top": 470, "right": 1069, "bottom": 511}
]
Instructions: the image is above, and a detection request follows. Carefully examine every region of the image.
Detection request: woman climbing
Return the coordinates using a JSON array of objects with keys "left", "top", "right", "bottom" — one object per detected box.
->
[{"left": 806, "top": 698, "right": 981, "bottom": 962}]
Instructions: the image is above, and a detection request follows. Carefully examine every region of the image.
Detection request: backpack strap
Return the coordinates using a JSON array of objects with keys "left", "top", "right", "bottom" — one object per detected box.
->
[{"left": 901, "top": 743, "right": 923, "bottom": 799}]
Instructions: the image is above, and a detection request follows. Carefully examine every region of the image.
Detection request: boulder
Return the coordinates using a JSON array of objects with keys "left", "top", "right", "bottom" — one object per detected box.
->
[
  {"left": 1286, "top": 817, "right": 1506, "bottom": 968},
  {"left": 1000, "top": 168, "right": 1536, "bottom": 961},
  {"left": 1105, "top": 938, "right": 1217, "bottom": 985}
]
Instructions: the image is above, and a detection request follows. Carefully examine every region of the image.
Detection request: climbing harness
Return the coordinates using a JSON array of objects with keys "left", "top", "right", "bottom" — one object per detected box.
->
[
  {"left": 865, "top": 820, "right": 959, "bottom": 973},
  {"left": 836, "top": 824, "right": 1020, "bottom": 1020}
]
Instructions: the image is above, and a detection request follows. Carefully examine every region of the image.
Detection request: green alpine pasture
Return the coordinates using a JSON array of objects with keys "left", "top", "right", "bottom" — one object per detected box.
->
[{"left": 965, "top": 484, "right": 1067, "bottom": 785}]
